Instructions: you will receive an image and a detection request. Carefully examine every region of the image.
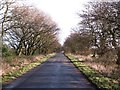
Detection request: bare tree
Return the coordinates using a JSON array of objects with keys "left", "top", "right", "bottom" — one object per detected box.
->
[
  {"left": 77, "top": 1, "right": 120, "bottom": 64},
  {"left": 3, "top": 6, "right": 59, "bottom": 56},
  {"left": 0, "top": 0, "right": 16, "bottom": 37},
  {"left": 64, "top": 31, "right": 92, "bottom": 55}
]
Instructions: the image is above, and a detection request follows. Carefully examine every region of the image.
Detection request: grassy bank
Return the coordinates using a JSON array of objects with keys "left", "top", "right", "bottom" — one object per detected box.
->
[
  {"left": 66, "top": 54, "right": 120, "bottom": 90},
  {"left": 2, "top": 53, "right": 55, "bottom": 84}
]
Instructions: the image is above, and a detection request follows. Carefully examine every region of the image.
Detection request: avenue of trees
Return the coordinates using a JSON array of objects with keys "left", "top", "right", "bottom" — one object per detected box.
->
[
  {"left": 1, "top": 0, "right": 61, "bottom": 56},
  {"left": 64, "top": 1, "right": 120, "bottom": 65}
]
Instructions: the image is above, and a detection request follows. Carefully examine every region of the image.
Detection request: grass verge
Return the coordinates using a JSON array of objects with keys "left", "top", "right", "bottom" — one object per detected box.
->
[
  {"left": 2, "top": 54, "right": 55, "bottom": 84},
  {"left": 66, "top": 54, "right": 120, "bottom": 90}
]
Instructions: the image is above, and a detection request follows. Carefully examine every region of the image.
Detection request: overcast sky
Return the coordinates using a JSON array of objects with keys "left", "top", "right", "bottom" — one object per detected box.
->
[{"left": 21, "top": 0, "right": 92, "bottom": 45}]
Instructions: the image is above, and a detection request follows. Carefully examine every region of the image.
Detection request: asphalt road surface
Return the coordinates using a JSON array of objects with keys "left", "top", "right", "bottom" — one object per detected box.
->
[{"left": 3, "top": 53, "right": 96, "bottom": 90}]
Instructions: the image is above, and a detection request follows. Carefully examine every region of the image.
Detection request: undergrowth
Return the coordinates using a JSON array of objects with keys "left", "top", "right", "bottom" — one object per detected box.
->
[
  {"left": 66, "top": 54, "right": 120, "bottom": 90},
  {"left": 2, "top": 54, "right": 54, "bottom": 84}
]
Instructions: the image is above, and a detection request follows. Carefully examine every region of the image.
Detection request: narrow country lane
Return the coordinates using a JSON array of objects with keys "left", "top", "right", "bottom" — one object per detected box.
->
[{"left": 3, "top": 53, "right": 96, "bottom": 90}]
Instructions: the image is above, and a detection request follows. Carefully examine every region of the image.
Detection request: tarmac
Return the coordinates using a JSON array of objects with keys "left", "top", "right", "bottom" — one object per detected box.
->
[{"left": 2, "top": 53, "right": 96, "bottom": 90}]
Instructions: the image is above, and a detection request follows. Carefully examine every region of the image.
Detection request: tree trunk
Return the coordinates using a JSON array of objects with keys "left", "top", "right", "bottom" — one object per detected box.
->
[
  {"left": 18, "top": 48, "right": 22, "bottom": 56},
  {"left": 116, "top": 47, "right": 120, "bottom": 65}
]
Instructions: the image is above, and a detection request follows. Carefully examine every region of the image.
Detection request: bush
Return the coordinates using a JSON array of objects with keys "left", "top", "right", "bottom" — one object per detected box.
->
[{"left": 2, "top": 45, "right": 11, "bottom": 57}]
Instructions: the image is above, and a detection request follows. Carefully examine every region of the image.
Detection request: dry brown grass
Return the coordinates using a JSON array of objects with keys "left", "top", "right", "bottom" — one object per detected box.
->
[
  {"left": 73, "top": 51, "right": 120, "bottom": 81},
  {"left": 2, "top": 55, "right": 44, "bottom": 75}
]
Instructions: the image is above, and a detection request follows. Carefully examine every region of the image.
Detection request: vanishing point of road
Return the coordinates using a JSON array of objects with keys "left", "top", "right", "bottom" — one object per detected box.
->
[{"left": 3, "top": 53, "right": 97, "bottom": 90}]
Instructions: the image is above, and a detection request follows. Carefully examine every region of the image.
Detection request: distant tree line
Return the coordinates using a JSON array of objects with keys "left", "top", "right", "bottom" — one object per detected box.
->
[
  {"left": 63, "top": 1, "right": 120, "bottom": 65},
  {"left": 1, "top": 0, "right": 61, "bottom": 56},
  {"left": 64, "top": 31, "right": 92, "bottom": 55}
]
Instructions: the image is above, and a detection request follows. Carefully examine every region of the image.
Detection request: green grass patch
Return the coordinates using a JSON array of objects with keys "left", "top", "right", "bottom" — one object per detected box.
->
[
  {"left": 2, "top": 54, "right": 54, "bottom": 84},
  {"left": 66, "top": 54, "right": 120, "bottom": 90}
]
